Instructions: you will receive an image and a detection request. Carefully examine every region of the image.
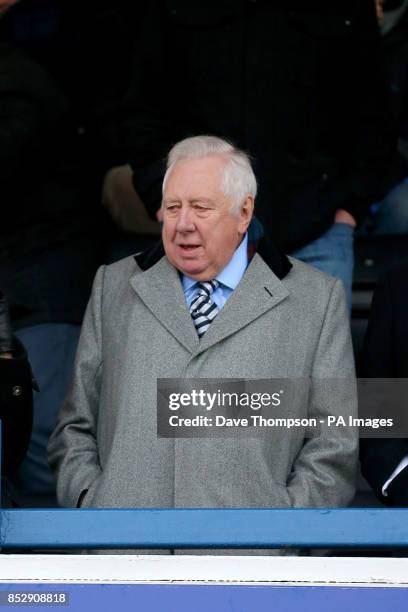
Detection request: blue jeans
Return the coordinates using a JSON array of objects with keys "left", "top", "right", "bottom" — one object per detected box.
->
[
  {"left": 14, "top": 323, "right": 81, "bottom": 504},
  {"left": 291, "top": 222, "right": 354, "bottom": 310}
]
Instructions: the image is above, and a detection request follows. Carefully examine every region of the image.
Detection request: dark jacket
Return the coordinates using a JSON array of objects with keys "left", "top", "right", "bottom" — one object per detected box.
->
[
  {"left": 104, "top": 0, "right": 396, "bottom": 251},
  {"left": 0, "top": 42, "right": 83, "bottom": 258},
  {"left": 0, "top": 338, "right": 33, "bottom": 477},
  {"left": 359, "top": 264, "right": 408, "bottom": 506},
  {"left": 0, "top": 43, "right": 104, "bottom": 329}
]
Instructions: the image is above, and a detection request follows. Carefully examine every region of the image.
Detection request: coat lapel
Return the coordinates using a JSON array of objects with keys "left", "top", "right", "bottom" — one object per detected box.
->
[
  {"left": 130, "top": 253, "right": 290, "bottom": 355},
  {"left": 129, "top": 256, "right": 199, "bottom": 353},
  {"left": 194, "top": 253, "right": 290, "bottom": 355}
]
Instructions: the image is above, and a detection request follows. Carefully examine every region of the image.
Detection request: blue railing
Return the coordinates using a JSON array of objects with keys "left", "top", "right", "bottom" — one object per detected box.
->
[{"left": 2, "top": 507, "right": 408, "bottom": 550}]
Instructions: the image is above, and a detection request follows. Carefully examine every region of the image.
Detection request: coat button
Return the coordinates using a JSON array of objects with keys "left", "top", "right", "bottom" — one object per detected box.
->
[{"left": 12, "top": 385, "right": 22, "bottom": 397}]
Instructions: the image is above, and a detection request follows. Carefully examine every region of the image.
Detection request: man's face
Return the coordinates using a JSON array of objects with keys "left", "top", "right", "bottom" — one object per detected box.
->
[{"left": 162, "top": 156, "right": 253, "bottom": 281}]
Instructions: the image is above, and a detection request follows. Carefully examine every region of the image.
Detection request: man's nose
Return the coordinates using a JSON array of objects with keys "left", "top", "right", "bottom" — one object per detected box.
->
[{"left": 176, "top": 207, "right": 195, "bottom": 232}]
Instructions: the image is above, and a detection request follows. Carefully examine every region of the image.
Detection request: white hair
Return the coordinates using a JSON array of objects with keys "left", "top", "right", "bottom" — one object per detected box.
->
[{"left": 162, "top": 135, "right": 257, "bottom": 214}]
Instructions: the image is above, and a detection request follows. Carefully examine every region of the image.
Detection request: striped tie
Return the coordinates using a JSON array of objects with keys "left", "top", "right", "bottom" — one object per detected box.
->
[{"left": 190, "top": 280, "right": 219, "bottom": 337}]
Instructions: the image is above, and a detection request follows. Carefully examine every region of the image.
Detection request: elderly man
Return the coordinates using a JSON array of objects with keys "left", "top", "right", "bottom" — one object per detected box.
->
[{"left": 49, "top": 136, "right": 358, "bottom": 512}]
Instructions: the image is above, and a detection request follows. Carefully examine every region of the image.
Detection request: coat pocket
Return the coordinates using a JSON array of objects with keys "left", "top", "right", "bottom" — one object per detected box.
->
[{"left": 78, "top": 475, "right": 102, "bottom": 508}]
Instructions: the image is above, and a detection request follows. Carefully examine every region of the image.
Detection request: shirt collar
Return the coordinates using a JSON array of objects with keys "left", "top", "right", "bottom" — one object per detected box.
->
[{"left": 182, "top": 233, "right": 248, "bottom": 293}]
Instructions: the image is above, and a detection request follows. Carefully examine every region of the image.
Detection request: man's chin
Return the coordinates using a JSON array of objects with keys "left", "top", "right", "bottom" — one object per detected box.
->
[
  {"left": 170, "top": 257, "right": 210, "bottom": 280},
  {"left": 178, "top": 264, "right": 208, "bottom": 280}
]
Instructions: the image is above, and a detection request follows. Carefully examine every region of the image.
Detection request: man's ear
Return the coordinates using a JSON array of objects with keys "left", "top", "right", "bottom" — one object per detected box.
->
[{"left": 238, "top": 195, "right": 255, "bottom": 234}]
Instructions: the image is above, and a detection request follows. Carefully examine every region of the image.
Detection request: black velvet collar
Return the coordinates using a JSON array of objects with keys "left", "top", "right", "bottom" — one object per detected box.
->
[{"left": 134, "top": 221, "right": 292, "bottom": 281}]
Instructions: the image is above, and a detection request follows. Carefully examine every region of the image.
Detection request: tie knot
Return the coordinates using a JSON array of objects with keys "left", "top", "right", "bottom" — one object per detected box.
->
[{"left": 197, "top": 280, "right": 219, "bottom": 297}]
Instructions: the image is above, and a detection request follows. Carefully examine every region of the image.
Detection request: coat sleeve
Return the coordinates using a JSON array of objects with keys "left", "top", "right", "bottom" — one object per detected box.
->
[
  {"left": 286, "top": 279, "right": 359, "bottom": 507},
  {"left": 48, "top": 266, "right": 106, "bottom": 508},
  {"left": 329, "top": 0, "right": 397, "bottom": 224}
]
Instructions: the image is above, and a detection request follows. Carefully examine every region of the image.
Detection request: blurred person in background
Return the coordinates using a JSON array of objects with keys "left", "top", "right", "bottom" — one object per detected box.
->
[
  {"left": 359, "top": 264, "right": 408, "bottom": 506},
  {"left": 100, "top": 0, "right": 396, "bottom": 307},
  {"left": 360, "top": 0, "right": 408, "bottom": 234},
  {"left": 0, "top": 0, "right": 107, "bottom": 506},
  {"left": 0, "top": 291, "right": 34, "bottom": 507}
]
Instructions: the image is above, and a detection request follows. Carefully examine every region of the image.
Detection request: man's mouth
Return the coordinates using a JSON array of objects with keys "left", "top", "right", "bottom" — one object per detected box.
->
[{"left": 177, "top": 244, "right": 201, "bottom": 252}]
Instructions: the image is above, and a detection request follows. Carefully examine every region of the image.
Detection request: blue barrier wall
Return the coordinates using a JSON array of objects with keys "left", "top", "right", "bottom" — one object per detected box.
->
[{"left": 1, "top": 508, "right": 408, "bottom": 549}]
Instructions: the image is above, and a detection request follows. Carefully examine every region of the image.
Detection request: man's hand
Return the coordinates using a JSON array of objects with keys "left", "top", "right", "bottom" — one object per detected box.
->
[
  {"left": 334, "top": 209, "right": 357, "bottom": 227},
  {"left": 0, "top": 291, "right": 13, "bottom": 358},
  {"left": 102, "top": 164, "right": 161, "bottom": 234}
]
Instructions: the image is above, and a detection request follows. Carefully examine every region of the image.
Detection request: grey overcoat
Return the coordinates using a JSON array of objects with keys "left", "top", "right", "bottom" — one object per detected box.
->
[{"left": 48, "top": 252, "right": 358, "bottom": 510}]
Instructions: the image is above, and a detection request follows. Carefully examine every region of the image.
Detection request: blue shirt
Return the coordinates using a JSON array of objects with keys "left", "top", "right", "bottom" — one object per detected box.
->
[{"left": 182, "top": 234, "right": 248, "bottom": 311}]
